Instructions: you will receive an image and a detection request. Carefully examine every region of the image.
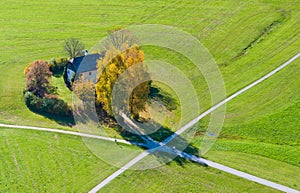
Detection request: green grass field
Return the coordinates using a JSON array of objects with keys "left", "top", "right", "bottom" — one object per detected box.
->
[
  {"left": 51, "top": 76, "right": 73, "bottom": 104},
  {"left": 205, "top": 150, "right": 300, "bottom": 189},
  {"left": 0, "top": 0, "right": 299, "bottom": 192},
  {"left": 100, "top": 159, "right": 280, "bottom": 193},
  {"left": 0, "top": 129, "right": 115, "bottom": 192},
  {"left": 4, "top": 128, "right": 297, "bottom": 192}
]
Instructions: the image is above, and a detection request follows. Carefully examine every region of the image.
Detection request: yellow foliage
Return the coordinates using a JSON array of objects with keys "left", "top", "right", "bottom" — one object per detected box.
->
[
  {"left": 95, "top": 45, "right": 150, "bottom": 117},
  {"left": 24, "top": 62, "right": 33, "bottom": 75}
]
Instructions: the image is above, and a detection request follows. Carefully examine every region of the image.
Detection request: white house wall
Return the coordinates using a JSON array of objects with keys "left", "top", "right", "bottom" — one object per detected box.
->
[
  {"left": 82, "top": 70, "right": 98, "bottom": 83},
  {"left": 67, "top": 69, "right": 75, "bottom": 81}
]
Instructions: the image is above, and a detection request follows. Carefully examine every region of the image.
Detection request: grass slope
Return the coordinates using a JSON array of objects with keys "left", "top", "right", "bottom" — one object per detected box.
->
[
  {"left": 101, "top": 160, "right": 279, "bottom": 193},
  {"left": 51, "top": 76, "right": 73, "bottom": 104},
  {"left": 0, "top": 0, "right": 299, "bottom": 127},
  {"left": 2, "top": 128, "right": 292, "bottom": 192},
  {"left": 0, "top": 0, "right": 299, "bottom": 192},
  {"left": 205, "top": 150, "right": 300, "bottom": 189},
  {"left": 0, "top": 128, "right": 116, "bottom": 192}
]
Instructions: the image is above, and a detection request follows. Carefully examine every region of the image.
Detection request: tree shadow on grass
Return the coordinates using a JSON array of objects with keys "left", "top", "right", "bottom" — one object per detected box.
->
[
  {"left": 72, "top": 101, "right": 204, "bottom": 167},
  {"left": 43, "top": 113, "right": 75, "bottom": 127},
  {"left": 150, "top": 127, "right": 201, "bottom": 167},
  {"left": 113, "top": 116, "right": 203, "bottom": 167},
  {"left": 27, "top": 106, "right": 75, "bottom": 127}
]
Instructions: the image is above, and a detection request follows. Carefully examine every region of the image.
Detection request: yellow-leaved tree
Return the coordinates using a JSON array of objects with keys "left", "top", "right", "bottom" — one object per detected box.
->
[{"left": 95, "top": 44, "right": 151, "bottom": 119}]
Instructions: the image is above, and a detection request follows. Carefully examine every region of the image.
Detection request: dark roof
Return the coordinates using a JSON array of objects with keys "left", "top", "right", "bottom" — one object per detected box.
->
[{"left": 72, "top": 53, "right": 102, "bottom": 73}]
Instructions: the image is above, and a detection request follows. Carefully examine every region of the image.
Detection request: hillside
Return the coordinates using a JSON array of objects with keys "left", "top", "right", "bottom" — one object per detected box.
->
[{"left": 0, "top": 0, "right": 299, "bottom": 192}]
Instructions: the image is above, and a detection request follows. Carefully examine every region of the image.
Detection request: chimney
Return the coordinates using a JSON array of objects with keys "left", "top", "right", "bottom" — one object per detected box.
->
[{"left": 84, "top": 50, "right": 88, "bottom": 56}]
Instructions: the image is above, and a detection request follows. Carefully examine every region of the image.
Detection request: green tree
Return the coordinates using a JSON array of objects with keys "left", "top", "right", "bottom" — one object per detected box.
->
[{"left": 64, "top": 38, "right": 85, "bottom": 58}]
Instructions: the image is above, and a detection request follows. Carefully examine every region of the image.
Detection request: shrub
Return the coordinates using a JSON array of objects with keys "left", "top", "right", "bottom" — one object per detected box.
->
[
  {"left": 24, "top": 91, "right": 37, "bottom": 107},
  {"left": 48, "top": 63, "right": 55, "bottom": 72},
  {"left": 48, "top": 57, "right": 68, "bottom": 76},
  {"left": 24, "top": 91, "right": 71, "bottom": 117}
]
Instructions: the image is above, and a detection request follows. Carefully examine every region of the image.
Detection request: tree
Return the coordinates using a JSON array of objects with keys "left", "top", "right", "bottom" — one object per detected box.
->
[
  {"left": 48, "top": 57, "right": 68, "bottom": 76},
  {"left": 102, "top": 29, "right": 138, "bottom": 53},
  {"left": 26, "top": 60, "right": 53, "bottom": 97},
  {"left": 95, "top": 45, "right": 151, "bottom": 118},
  {"left": 64, "top": 38, "right": 85, "bottom": 58},
  {"left": 73, "top": 75, "right": 95, "bottom": 106},
  {"left": 24, "top": 62, "right": 33, "bottom": 75}
]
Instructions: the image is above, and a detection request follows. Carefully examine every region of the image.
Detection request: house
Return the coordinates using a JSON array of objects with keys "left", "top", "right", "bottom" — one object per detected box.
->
[{"left": 66, "top": 51, "right": 103, "bottom": 83}]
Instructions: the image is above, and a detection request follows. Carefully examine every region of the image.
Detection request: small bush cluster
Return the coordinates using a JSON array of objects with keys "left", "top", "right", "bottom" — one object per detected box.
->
[
  {"left": 48, "top": 57, "right": 68, "bottom": 76},
  {"left": 24, "top": 91, "right": 72, "bottom": 116},
  {"left": 24, "top": 60, "right": 72, "bottom": 117}
]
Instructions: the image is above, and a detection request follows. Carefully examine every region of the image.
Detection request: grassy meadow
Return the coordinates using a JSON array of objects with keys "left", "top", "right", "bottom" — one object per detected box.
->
[
  {"left": 100, "top": 159, "right": 280, "bottom": 193},
  {"left": 0, "top": 0, "right": 299, "bottom": 192},
  {"left": 0, "top": 128, "right": 115, "bottom": 192}
]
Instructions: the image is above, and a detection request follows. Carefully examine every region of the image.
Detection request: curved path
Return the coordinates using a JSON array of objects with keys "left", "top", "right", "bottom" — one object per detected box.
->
[{"left": 0, "top": 123, "right": 144, "bottom": 146}]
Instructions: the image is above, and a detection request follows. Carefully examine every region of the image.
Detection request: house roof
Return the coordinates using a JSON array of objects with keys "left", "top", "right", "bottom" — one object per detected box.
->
[{"left": 72, "top": 53, "right": 102, "bottom": 73}]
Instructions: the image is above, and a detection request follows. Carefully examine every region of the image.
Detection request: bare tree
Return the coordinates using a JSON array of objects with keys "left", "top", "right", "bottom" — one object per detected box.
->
[
  {"left": 64, "top": 38, "right": 85, "bottom": 58},
  {"left": 103, "top": 29, "right": 139, "bottom": 52}
]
